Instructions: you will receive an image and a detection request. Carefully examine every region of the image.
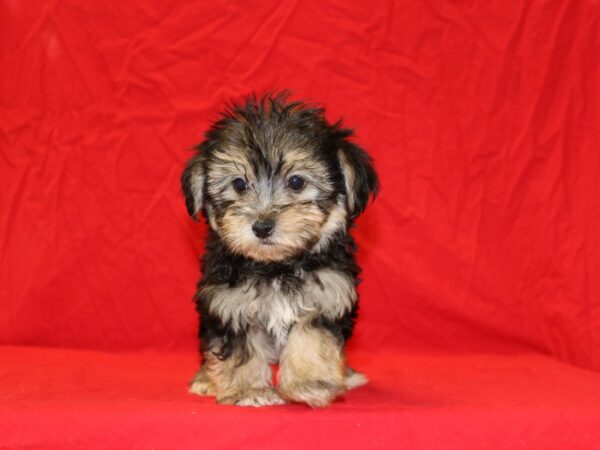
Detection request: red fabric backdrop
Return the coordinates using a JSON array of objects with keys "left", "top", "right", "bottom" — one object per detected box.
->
[
  {"left": 2, "top": 0, "right": 599, "bottom": 368},
  {"left": 2, "top": 1, "right": 600, "bottom": 448}
]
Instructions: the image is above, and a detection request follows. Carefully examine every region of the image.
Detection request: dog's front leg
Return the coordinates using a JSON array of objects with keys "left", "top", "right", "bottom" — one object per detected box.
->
[
  {"left": 203, "top": 331, "right": 284, "bottom": 407},
  {"left": 278, "top": 318, "right": 346, "bottom": 408}
]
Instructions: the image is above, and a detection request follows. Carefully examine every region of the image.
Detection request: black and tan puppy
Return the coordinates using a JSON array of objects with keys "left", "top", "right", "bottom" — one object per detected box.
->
[{"left": 182, "top": 93, "right": 378, "bottom": 407}]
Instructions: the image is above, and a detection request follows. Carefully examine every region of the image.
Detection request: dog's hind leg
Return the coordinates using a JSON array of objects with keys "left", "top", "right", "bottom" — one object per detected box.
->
[{"left": 344, "top": 366, "right": 368, "bottom": 390}]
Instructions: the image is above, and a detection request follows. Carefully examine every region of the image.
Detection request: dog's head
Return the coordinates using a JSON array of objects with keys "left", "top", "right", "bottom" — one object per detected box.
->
[{"left": 182, "top": 93, "right": 378, "bottom": 262}]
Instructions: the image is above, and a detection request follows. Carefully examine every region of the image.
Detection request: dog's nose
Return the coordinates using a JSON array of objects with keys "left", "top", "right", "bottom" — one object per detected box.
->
[{"left": 252, "top": 219, "right": 275, "bottom": 239}]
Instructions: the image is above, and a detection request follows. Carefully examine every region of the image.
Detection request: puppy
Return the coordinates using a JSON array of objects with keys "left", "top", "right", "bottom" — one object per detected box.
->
[{"left": 182, "top": 93, "right": 378, "bottom": 407}]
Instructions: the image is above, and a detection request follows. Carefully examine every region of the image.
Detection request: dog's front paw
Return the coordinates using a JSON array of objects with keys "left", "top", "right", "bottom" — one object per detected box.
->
[
  {"left": 217, "top": 388, "right": 286, "bottom": 407},
  {"left": 279, "top": 380, "right": 345, "bottom": 408},
  {"left": 188, "top": 369, "right": 216, "bottom": 396}
]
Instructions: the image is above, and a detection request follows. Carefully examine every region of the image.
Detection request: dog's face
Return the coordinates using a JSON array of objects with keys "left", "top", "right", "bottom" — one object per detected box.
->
[{"left": 182, "top": 94, "right": 378, "bottom": 262}]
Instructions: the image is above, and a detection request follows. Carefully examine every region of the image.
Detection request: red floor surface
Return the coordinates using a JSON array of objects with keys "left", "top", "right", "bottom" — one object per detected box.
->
[{"left": 2, "top": 346, "right": 600, "bottom": 449}]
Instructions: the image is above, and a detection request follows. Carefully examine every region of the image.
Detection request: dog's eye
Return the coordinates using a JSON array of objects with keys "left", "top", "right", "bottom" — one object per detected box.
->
[
  {"left": 287, "top": 175, "right": 305, "bottom": 191},
  {"left": 232, "top": 178, "right": 248, "bottom": 193}
]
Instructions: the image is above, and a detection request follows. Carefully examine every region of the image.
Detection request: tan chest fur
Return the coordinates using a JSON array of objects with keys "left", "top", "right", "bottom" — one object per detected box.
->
[{"left": 204, "top": 268, "right": 357, "bottom": 350}]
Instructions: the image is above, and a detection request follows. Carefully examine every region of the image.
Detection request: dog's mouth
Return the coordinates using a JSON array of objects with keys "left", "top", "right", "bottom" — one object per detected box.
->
[{"left": 256, "top": 238, "right": 276, "bottom": 246}]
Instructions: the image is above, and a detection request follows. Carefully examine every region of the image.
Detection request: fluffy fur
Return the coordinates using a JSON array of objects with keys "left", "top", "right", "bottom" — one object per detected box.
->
[{"left": 182, "top": 93, "right": 378, "bottom": 407}]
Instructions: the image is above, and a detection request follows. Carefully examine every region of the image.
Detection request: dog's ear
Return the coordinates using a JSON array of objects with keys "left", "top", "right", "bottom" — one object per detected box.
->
[
  {"left": 337, "top": 140, "right": 379, "bottom": 218},
  {"left": 181, "top": 153, "right": 205, "bottom": 220}
]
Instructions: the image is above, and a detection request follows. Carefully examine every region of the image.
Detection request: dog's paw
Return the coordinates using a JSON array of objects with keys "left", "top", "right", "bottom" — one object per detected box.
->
[
  {"left": 217, "top": 388, "right": 286, "bottom": 407},
  {"left": 279, "top": 380, "right": 345, "bottom": 408},
  {"left": 344, "top": 367, "right": 368, "bottom": 390},
  {"left": 188, "top": 370, "right": 216, "bottom": 396}
]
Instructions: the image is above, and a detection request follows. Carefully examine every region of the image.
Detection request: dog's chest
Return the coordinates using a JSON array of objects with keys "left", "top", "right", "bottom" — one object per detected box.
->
[
  {"left": 206, "top": 268, "right": 356, "bottom": 348},
  {"left": 249, "top": 278, "right": 310, "bottom": 345},
  {"left": 210, "top": 277, "right": 311, "bottom": 348}
]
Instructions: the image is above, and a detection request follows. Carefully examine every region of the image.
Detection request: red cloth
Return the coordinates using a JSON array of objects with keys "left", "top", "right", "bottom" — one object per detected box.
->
[
  {"left": 2, "top": 346, "right": 600, "bottom": 449},
  {"left": 1, "top": 0, "right": 600, "bottom": 448}
]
